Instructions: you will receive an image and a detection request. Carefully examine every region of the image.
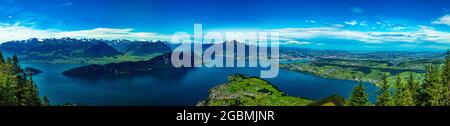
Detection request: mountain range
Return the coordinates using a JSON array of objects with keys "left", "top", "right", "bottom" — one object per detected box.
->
[{"left": 0, "top": 38, "right": 172, "bottom": 61}]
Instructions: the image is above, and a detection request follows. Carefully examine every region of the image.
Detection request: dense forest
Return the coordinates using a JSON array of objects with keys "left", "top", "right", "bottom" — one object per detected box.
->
[
  {"left": 0, "top": 51, "right": 48, "bottom": 106},
  {"left": 348, "top": 50, "right": 450, "bottom": 106}
]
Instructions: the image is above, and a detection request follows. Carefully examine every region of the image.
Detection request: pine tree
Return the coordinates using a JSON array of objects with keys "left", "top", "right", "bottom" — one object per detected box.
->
[
  {"left": 421, "top": 65, "right": 447, "bottom": 106},
  {"left": 0, "top": 55, "right": 18, "bottom": 106},
  {"left": 10, "top": 55, "right": 28, "bottom": 106},
  {"left": 0, "top": 51, "right": 4, "bottom": 64},
  {"left": 0, "top": 55, "right": 43, "bottom": 106},
  {"left": 348, "top": 82, "right": 371, "bottom": 106},
  {"left": 11, "top": 55, "right": 21, "bottom": 74},
  {"left": 376, "top": 73, "right": 393, "bottom": 106},
  {"left": 419, "top": 66, "right": 433, "bottom": 106},
  {"left": 443, "top": 50, "right": 450, "bottom": 105},
  {"left": 43, "top": 96, "right": 50, "bottom": 106},
  {"left": 445, "top": 50, "right": 450, "bottom": 85},
  {"left": 0, "top": 76, "right": 18, "bottom": 106},
  {"left": 5, "top": 57, "right": 11, "bottom": 64},
  {"left": 16, "top": 73, "right": 27, "bottom": 106},
  {"left": 27, "top": 72, "right": 42, "bottom": 106},
  {"left": 16, "top": 71, "right": 42, "bottom": 106},
  {"left": 394, "top": 75, "right": 414, "bottom": 106},
  {"left": 407, "top": 73, "right": 420, "bottom": 105}
]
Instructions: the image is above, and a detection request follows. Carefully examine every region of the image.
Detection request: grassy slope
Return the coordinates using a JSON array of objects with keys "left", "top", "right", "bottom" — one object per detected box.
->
[{"left": 198, "top": 75, "right": 313, "bottom": 106}]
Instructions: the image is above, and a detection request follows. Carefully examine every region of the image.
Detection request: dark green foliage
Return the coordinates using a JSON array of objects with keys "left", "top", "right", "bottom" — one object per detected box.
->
[
  {"left": 309, "top": 95, "right": 346, "bottom": 106},
  {"left": 393, "top": 75, "right": 415, "bottom": 106},
  {"left": 444, "top": 50, "right": 450, "bottom": 102},
  {"left": 348, "top": 82, "right": 370, "bottom": 106},
  {"left": 43, "top": 96, "right": 50, "bottom": 106},
  {"left": 376, "top": 73, "right": 393, "bottom": 106},
  {"left": 0, "top": 51, "right": 4, "bottom": 63},
  {"left": 407, "top": 73, "right": 421, "bottom": 105},
  {"left": 419, "top": 65, "right": 448, "bottom": 106},
  {"left": 357, "top": 50, "right": 450, "bottom": 106},
  {"left": 0, "top": 51, "right": 44, "bottom": 106}
]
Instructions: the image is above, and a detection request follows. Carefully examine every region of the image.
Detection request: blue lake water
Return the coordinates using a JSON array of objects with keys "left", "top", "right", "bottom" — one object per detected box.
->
[{"left": 19, "top": 62, "right": 379, "bottom": 106}]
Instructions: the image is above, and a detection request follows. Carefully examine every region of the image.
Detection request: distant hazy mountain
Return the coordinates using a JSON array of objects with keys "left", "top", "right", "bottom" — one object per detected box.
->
[
  {"left": 0, "top": 38, "right": 175, "bottom": 61},
  {"left": 123, "top": 42, "right": 171, "bottom": 56},
  {"left": 0, "top": 38, "right": 121, "bottom": 60},
  {"left": 84, "top": 42, "right": 122, "bottom": 58},
  {"left": 1, "top": 38, "right": 442, "bottom": 64},
  {"left": 105, "top": 40, "right": 171, "bottom": 54}
]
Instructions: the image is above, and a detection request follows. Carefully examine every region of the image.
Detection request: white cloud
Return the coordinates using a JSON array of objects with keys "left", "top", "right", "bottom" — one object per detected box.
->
[
  {"left": 391, "top": 26, "right": 406, "bottom": 31},
  {"left": 432, "top": 14, "right": 450, "bottom": 26},
  {"left": 416, "top": 26, "right": 450, "bottom": 43},
  {"left": 55, "top": 28, "right": 170, "bottom": 40},
  {"left": 345, "top": 20, "right": 358, "bottom": 26},
  {"left": 270, "top": 27, "right": 381, "bottom": 43},
  {"left": 305, "top": 20, "right": 317, "bottom": 24},
  {"left": 332, "top": 24, "right": 345, "bottom": 28},
  {"left": 1, "top": 22, "right": 450, "bottom": 46},
  {"left": 269, "top": 26, "right": 450, "bottom": 44},
  {"left": 0, "top": 23, "right": 171, "bottom": 43},
  {"left": 0, "top": 24, "right": 56, "bottom": 42},
  {"left": 316, "top": 43, "right": 325, "bottom": 46},
  {"left": 359, "top": 21, "right": 368, "bottom": 27},
  {"left": 285, "top": 40, "right": 310, "bottom": 45},
  {"left": 60, "top": 2, "right": 73, "bottom": 7}
]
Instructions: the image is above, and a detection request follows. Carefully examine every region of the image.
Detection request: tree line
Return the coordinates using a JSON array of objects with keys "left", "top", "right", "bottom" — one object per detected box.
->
[
  {"left": 0, "top": 51, "right": 49, "bottom": 106},
  {"left": 348, "top": 50, "right": 450, "bottom": 106}
]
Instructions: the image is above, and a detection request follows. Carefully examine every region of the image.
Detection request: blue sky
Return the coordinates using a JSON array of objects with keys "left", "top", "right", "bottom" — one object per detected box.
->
[{"left": 1, "top": 0, "right": 450, "bottom": 51}]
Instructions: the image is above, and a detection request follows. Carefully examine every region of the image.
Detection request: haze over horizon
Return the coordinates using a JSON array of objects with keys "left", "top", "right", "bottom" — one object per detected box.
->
[{"left": 1, "top": 0, "right": 449, "bottom": 51}]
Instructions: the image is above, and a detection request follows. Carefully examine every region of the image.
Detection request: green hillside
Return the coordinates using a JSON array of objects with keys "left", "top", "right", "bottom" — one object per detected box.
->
[{"left": 198, "top": 74, "right": 314, "bottom": 106}]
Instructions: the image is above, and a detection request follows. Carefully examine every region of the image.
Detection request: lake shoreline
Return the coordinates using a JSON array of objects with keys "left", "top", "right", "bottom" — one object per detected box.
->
[{"left": 19, "top": 61, "right": 379, "bottom": 106}]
